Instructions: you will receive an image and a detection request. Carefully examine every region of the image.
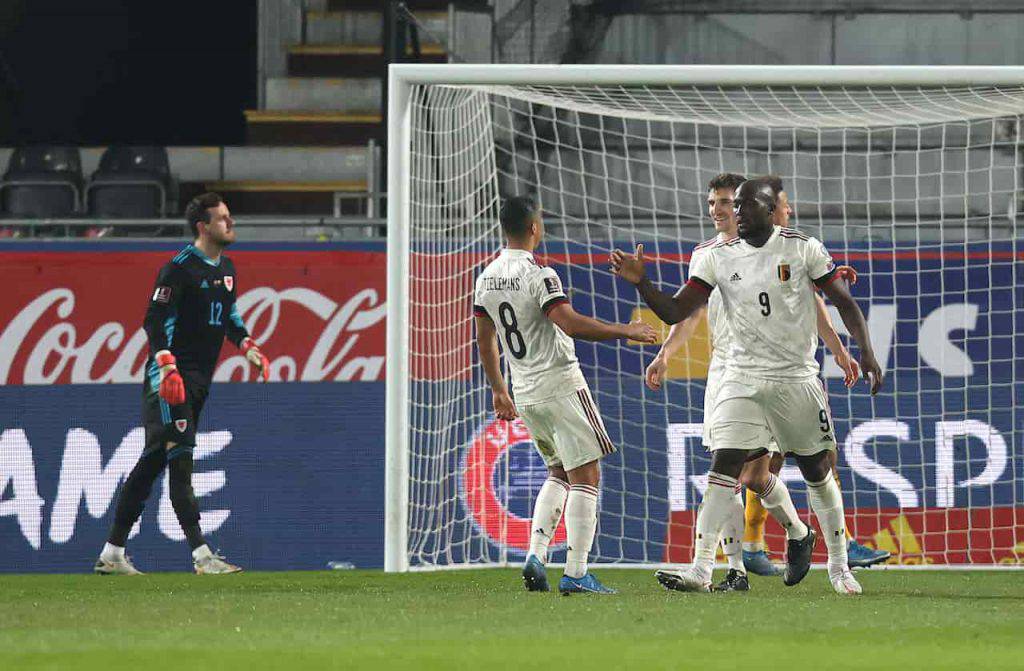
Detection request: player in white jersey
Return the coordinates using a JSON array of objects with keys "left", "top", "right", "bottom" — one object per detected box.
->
[
  {"left": 647, "top": 175, "right": 886, "bottom": 588},
  {"left": 612, "top": 177, "right": 883, "bottom": 595},
  {"left": 474, "top": 196, "right": 657, "bottom": 595},
  {"left": 644, "top": 173, "right": 864, "bottom": 591}
]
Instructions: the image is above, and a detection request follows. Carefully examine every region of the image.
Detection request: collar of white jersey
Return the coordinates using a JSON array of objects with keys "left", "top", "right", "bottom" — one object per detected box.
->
[
  {"left": 740, "top": 224, "right": 782, "bottom": 249},
  {"left": 501, "top": 248, "right": 534, "bottom": 259}
]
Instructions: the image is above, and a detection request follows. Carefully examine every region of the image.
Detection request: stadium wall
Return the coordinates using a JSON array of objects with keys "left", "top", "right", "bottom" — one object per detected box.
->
[{"left": 0, "top": 241, "right": 1021, "bottom": 572}]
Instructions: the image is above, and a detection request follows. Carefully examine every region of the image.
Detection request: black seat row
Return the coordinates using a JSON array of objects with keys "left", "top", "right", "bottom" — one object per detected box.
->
[{"left": 1, "top": 146, "right": 175, "bottom": 218}]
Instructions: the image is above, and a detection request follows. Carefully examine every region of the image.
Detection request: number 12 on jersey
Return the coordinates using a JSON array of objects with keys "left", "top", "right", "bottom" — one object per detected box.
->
[{"left": 209, "top": 301, "right": 223, "bottom": 325}]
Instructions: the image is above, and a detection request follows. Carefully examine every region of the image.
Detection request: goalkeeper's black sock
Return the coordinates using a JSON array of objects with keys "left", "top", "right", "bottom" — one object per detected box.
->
[
  {"left": 108, "top": 447, "right": 167, "bottom": 546},
  {"left": 168, "top": 450, "right": 206, "bottom": 551}
]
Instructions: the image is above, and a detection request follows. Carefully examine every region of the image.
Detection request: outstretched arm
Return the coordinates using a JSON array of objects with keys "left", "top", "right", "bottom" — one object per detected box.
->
[
  {"left": 610, "top": 244, "right": 709, "bottom": 325},
  {"left": 475, "top": 314, "right": 517, "bottom": 420},
  {"left": 645, "top": 307, "right": 706, "bottom": 391},
  {"left": 820, "top": 278, "right": 883, "bottom": 394},
  {"left": 546, "top": 303, "right": 657, "bottom": 343}
]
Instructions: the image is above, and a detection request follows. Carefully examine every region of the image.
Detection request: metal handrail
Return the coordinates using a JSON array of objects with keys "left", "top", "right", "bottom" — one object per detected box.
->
[{"left": 0, "top": 216, "right": 387, "bottom": 227}]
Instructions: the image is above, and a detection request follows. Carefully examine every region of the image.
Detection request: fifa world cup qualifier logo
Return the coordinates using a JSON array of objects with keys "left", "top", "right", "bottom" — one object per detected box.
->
[{"left": 460, "top": 418, "right": 567, "bottom": 553}]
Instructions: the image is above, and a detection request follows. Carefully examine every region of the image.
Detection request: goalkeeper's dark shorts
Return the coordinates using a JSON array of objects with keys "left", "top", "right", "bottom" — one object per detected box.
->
[{"left": 141, "top": 372, "right": 209, "bottom": 453}]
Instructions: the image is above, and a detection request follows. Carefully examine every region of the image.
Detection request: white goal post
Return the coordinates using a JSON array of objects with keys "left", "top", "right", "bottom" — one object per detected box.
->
[{"left": 386, "top": 65, "right": 1024, "bottom": 573}]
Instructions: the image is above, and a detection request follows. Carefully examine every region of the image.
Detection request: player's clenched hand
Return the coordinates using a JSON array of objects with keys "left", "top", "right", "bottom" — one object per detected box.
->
[
  {"left": 610, "top": 244, "right": 648, "bottom": 285},
  {"left": 241, "top": 337, "right": 270, "bottom": 382},
  {"left": 834, "top": 347, "right": 860, "bottom": 388},
  {"left": 645, "top": 355, "right": 668, "bottom": 391},
  {"left": 154, "top": 350, "right": 186, "bottom": 405},
  {"left": 493, "top": 389, "right": 518, "bottom": 421},
  {"left": 836, "top": 265, "right": 858, "bottom": 285},
  {"left": 860, "top": 353, "right": 883, "bottom": 395},
  {"left": 625, "top": 319, "right": 657, "bottom": 344}
]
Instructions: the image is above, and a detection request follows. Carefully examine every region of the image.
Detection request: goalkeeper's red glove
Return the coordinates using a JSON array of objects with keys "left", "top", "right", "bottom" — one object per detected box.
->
[
  {"left": 241, "top": 337, "right": 269, "bottom": 382},
  {"left": 154, "top": 350, "right": 186, "bottom": 405}
]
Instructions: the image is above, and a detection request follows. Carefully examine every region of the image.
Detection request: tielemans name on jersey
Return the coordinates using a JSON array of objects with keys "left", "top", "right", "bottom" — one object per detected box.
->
[{"left": 481, "top": 276, "right": 523, "bottom": 292}]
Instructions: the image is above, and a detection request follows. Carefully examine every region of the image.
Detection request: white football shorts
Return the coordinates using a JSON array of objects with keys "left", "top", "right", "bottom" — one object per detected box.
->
[
  {"left": 518, "top": 386, "right": 616, "bottom": 472},
  {"left": 706, "top": 369, "right": 836, "bottom": 456},
  {"left": 702, "top": 365, "right": 780, "bottom": 454}
]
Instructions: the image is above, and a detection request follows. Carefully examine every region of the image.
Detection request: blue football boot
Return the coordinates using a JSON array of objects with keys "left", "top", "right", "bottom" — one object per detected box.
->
[
  {"left": 558, "top": 572, "right": 617, "bottom": 595},
  {"left": 522, "top": 554, "right": 550, "bottom": 592},
  {"left": 847, "top": 539, "right": 891, "bottom": 568},
  {"left": 742, "top": 549, "right": 783, "bottom": 577}
]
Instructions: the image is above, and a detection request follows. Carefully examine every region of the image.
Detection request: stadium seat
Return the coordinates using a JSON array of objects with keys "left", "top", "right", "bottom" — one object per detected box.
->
[
  {"left": 86, "top": 146, "right": 173, "bottom": 218},
  {"left": 0, "top": 146, "right": 82, "bottom": 218}
]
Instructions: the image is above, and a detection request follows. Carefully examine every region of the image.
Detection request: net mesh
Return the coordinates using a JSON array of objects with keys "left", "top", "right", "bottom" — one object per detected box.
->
[{"left": 404, "top": 81, "right": 1023, "bottom": 569}]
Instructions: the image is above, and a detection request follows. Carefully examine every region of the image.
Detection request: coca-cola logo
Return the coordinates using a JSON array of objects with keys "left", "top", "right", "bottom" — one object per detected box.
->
[{"left": 0, "top": 286, "right": 387, "bottom": 385}]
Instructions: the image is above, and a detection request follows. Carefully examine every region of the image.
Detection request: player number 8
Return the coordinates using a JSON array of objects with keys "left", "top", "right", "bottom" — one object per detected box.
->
[{"left": 497, "top": 302, "right": 527, "bottom": 360}]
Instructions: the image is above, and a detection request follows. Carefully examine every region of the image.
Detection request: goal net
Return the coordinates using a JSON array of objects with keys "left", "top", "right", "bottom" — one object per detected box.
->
[{"left": 386, "top": 66, "right": 1024, "bottom": 571}]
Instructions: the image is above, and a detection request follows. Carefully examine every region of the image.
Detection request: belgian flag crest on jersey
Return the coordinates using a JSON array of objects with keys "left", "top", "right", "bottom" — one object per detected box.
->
[{"left": 777, "top": 263, "right": 791, "bottom": 281}]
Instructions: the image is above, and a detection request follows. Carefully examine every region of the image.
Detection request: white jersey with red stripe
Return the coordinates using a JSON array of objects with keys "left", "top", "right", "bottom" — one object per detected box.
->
[
  {"left": 473, "top": 248, "right": 586, "bottom": 405},
  {"left": 690, "top": 234, "right": 731, "bottom": 377},
  {"left": 687, "top": 226, "right": 838, "bottom": 381}
]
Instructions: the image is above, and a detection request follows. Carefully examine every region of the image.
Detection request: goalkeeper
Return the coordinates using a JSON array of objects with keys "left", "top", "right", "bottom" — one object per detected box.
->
[
  {"left": 645, "top": 175, "right": 888, "bottom": 585},
  {"left": 94, "top": 193, "right": 269, "bottom": 576}
]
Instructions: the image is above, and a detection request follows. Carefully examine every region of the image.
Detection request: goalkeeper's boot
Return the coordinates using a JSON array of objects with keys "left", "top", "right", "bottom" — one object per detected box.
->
[
  {"left": 194, "top": 552, "right": 243, "bottom": 575},
  {"left": 847, "top": 539, "right": 890, "bottom": 568},
  {"left": 742, "top": 549, "right": 783, "bottom": 577},
  {"left": 655, "top": 567, "right": 711, "bottom": 593},
  {"left": 522, "top": 554, "right": 550, "bottom": 592},
  {"left": 713, "top": 569, "right": 750, "bottom": 592},
  {"left": 93, "top": 554, "right": 144, "bottom": 576},
  {"left": 830, "top": 568, "right": 863, "bottom": 595},
  {"left": 558, "top": 573, "right": 616, "bottom": 595},
  {"left": 783, "top": 527, "right": 816, "bottom": 587}
]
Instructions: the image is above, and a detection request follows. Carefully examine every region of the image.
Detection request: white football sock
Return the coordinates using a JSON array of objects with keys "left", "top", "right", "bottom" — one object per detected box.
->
[
  {"left": 719, "top": 489, "right": 745, "bottom": 574},
  {"left": 693, "top": 472, "right": 740, "bottom": 581},
  {"left": 564, "top": 484, "right": 599, "bottom": 579},
  {"left": 758, "top": 474, "right": 808, "bottom": 540},
  {"left": 192, "top": 544, "right": 213, "bottom": 561},
  {"left": 806, "top": 475, "right": 849, "bottom": 575},
  {"left": 101, "top": 542, "right": 125, "bottom": 561},
  {"left": 528, "top": 477, "right": 569, "bottom": 564}
]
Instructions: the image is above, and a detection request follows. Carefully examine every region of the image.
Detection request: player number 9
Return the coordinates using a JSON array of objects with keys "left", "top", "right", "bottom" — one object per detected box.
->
[{"left": 758, "top": 291, "right": 771, "bottom": 316}]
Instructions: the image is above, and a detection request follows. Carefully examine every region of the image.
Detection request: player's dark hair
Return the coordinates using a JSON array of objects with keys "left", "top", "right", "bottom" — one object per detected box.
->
[
  {"left": 764, "top": 175, "right": 784, "bottom": 202},
  {"left": 742, "top": 177, "right": 778, "bottom": 213},
  {"left": 707, "top": 172, "right": 746, "bottom": 193},
  {"left": 185, "top": 192, "right": 224, "bottom": 238},
  {"left": 499, "top": 195, "right": 539, "bottom": 239}
]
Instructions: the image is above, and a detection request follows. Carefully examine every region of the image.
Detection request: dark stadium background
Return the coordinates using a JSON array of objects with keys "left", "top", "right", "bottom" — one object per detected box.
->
[{"left": 0, "top": 0, "right": 257, "bottom": 146}]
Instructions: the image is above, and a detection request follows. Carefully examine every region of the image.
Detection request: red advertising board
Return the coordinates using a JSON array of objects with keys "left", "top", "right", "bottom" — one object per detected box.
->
[
  {"left": 0, "top": 247, "right": 387, "bottom": 385},
  {"left": 664, "top": 507, "right": 1024, "bottom": 566}
]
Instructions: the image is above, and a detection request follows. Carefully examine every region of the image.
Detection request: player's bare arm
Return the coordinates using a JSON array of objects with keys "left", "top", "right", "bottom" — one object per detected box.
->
[
  {"left": 819, "top": 277, "right": 883, "bottom": 394},
  {"left": 610, "top": 244, "right": 709, "bottom": 325},
  {"left": 474, "top": 314, "right": 517, "bottom": 420},
  {"left": 546, "top": 302, "right": 657, "bottom": 343},
  {"left": 645, "top": 307, "right": 705, "bottom": 391},
  {"left": 813, "top": 293, "right": 859, "bottom": 388}
]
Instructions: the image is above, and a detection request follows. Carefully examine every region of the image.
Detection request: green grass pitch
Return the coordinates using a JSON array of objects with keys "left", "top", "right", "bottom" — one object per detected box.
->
[{"left": 1, "top": 569, "right": 1021, "bottom": 670}]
